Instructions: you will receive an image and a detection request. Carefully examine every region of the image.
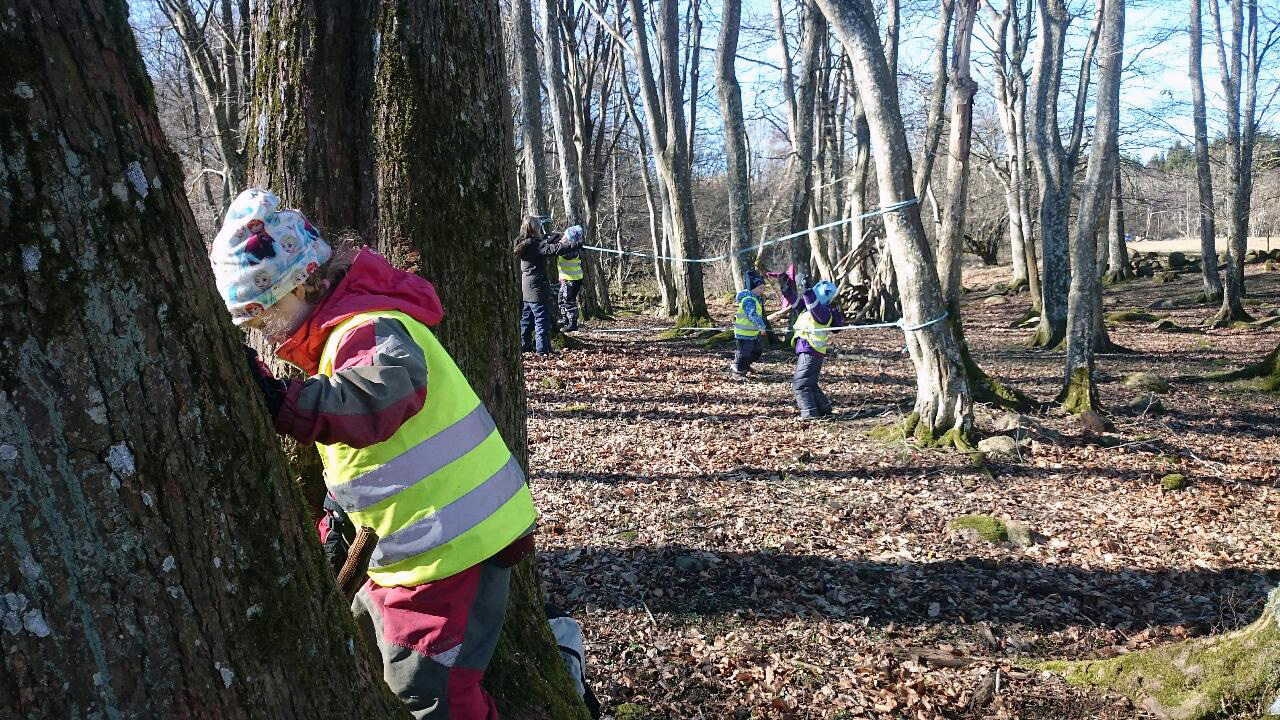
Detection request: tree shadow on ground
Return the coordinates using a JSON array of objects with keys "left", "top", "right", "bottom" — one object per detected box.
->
[{"left": 543, "top": 544, "right": 1280, "bottom": 638}]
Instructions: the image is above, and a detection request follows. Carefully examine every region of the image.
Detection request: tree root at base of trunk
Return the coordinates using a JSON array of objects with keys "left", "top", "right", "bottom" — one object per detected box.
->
[
  {"left": 656, "top": 312, "right": 716, "bottom": 340},
  {"left": 1057, "top": 366, "right": 1101, "bottom": 414},
  {"left": 956, "top": 325, "right": 1039, "bottom": 413},
  {"left": 1210, "top": 343, "right": 1280, "bottom": 391},
  {"left": 868, "top": 411, "right": 975, "bottom": 451},
  {"left": 1208, "top": 304, "right": 1255, "bottom": 328},
  {"left": 1026, "top": 321, "right": 1066, "bottom": 350},
  {"left": 1007, "top": 276, "right": 1029, "bottom": 294},
  {"left": 1040, "top": 589, "right": 1280, "bottom": 720}
]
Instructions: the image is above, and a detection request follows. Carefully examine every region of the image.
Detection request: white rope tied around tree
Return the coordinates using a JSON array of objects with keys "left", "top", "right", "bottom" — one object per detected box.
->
[{"left": 580, "top": 197, "right": 919, "bottom": 264}]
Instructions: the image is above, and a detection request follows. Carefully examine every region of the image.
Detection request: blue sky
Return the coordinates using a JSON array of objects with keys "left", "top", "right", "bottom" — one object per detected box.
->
[{"left": 710, "top": 0, "right": 1272, "bottom": 163}]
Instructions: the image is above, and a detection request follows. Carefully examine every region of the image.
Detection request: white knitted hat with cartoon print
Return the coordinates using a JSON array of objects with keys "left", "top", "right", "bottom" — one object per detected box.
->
[{"left": 209, "top": 188, "right": 331, "bottom": 325}]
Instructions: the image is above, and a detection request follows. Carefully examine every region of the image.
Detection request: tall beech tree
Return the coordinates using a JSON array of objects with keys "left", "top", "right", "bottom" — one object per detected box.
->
[
  {"left": 1059, "top": 0, "right": 1123, "bottom": 414},
  {"left": 247, "top": 0, "right": 590, "bottom": 715},
  {"left": 815, "top": 0, "right": 975, "bottom": 447},
  {"left": 718, "top": 0, "right": 754, "bottom": 289},
  {"left": 0, "top": 0, "right": 404, "bottom": 715},
  {"left": 1027, "top": 0, "right": 1103, "bottom": 349},
  {"left": 1189, "top": 0, "right": 1224, "bottom": 301}
]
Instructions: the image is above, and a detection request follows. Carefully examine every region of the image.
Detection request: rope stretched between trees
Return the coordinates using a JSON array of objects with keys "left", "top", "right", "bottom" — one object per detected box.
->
[
  {"left": 578, "top": 310, "right": 949, "bottom": 336},
  {"left": 581, "top": 197, "right": 919, "bottom": 264}
]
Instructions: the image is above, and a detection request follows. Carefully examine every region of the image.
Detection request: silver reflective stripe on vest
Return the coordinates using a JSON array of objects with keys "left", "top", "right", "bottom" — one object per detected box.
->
[
  {"left": 330, "top": 404, "right": 497, "bottom": 513},
  {"left": 368, "top": 456, "right": 526, "bottom": 569}
]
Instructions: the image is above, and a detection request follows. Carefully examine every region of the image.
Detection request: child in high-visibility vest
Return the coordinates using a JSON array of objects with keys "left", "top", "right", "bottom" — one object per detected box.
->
[
  {"left": 210, "top": 188, "right": 537, "bottom": 720},
  {"left": 729, "top": 270, "right": 768, "bottom": 376},
  {"left": 556, "top": 225, "right": 586, "bottom": 331},
  {"left": 792, "top": 280, "right": 843, "bottom": 419}
]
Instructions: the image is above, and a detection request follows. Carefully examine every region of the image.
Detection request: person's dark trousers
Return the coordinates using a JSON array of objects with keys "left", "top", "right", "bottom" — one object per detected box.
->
[
  {"left": 793, "top": 352, "right": 832, "bottom": 417},
  {"left": 559, "top": 279, "right": 583, "bottom": 331},
  {"left": 520, "top": 300, "right": 555, "bottom": 354},
  {"left": 732, "top": 337, "right": 763, "bottom": 373}
]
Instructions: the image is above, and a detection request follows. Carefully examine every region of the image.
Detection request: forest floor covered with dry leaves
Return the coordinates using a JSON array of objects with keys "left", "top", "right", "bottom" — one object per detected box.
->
[{"left": 524, "top": 264, "right": 1280, "bottom": 720}]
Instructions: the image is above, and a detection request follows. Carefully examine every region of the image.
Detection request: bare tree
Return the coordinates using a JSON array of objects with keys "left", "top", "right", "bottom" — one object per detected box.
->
[
  {"left": 513, "top": 0, "right": 552, "bottom": 218},
  {"left": 816, "top": 0, "right": 975, "bottom": 447},
  {"left": 154, "top": 0, "right": 250, "bottom": 207},
  {"left": 718, "top": 0, "right": 754, "bottom": 289},
  {"left": 1207, "top": 0, "right": 1275, "bottom": 326},
  {"left": 1060, "top": 0, "right": 1123, "bottom": 414},
  {"left": 1190, "top": 0, "right": 1224, "bottom": 301},
  {"left": 1027, "top": 0, "right": 1103, "bottom": 349}
]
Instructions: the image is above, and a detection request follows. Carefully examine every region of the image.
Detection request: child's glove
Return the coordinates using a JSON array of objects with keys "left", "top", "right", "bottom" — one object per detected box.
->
[{"left": 242, "top": 344, "right": 287, "bottom": 418}]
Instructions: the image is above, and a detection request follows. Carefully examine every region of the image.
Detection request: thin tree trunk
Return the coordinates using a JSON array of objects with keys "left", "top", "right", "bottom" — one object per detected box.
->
[
  {"left": 816, "top": 0, "right": 974, "bottom": 446},
  {"left": 1105, "top": 166, "right": 1132, "bottom": 283},
  {"left": 513, "top": 0, "right": 551, "bottom": 218},
  {"left": 0, "top": 1, "right": 403, "bottom": 715},
  {"left": 717, "top": 0, "right": 753, "bottom": 290},
  {"left": 913, "top": 0, "right": 956, "bottom": 201},
  {"left": 1060, "top": 0, "right": 1123, "bottom": 414},
  {"left": 779, "top": 0, "right": 826, "bottom": 270},
  {"left": 249, "top": 0, "right": 591, "bottom": 715},
  {"left": 1190, "top": 0, "right": 1223, "bottom": 300}
]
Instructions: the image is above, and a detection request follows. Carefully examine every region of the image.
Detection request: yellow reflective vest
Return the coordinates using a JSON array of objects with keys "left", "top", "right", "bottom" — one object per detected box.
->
[
  {"left": 317, "top": 310, "right": 538, "bottom": 586},
  {"left": 734, "top": 293, "right": 763, "bottom": 339},
  {"left": 793, "top": 308, "right": 832, "bottom": 355},
  {"left": 558, "top": 255, "right": 584, "bottom": 281}
]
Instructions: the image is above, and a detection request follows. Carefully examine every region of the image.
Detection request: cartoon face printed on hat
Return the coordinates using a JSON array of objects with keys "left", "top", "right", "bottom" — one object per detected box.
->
[
  {"left": 279, "top": 234, "right": 299, "bottom": 255},
  {"left": 243, "top": 302, "right": 264, "bottom": 319},
  {"left": 292, "top": 269, "right": 309, "bottom": 286},
  {"left": 252, "top": 269, "right": 275, "bottom": 292}
]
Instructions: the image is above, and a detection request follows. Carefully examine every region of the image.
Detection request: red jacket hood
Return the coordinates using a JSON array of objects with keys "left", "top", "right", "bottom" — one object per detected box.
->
[{"left": 277, "top": 247, "right": 444, "bottom": 374}]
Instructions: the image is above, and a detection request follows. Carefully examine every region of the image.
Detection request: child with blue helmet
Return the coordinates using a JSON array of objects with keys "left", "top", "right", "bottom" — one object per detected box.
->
[
  {"left": 729, "top": 270, "right": 769, "bottom": 376},
  {"left": 792, "top": 279, "right": 843, "bottom": 418}
]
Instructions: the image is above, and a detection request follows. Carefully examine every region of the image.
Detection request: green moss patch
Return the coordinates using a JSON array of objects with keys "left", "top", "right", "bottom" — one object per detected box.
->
[
  {"left": 1105, "top": 310, "right": 1159, "bottom": 324},
  {"left": 1041, "top": 590, "right": 1280, "bottom": 720},
  {"left": 949, "top": 514, "right": 1009, "bottom": 543},
  {"left": 1161, "top": 473, "right": 1187, "bottom": 491}
]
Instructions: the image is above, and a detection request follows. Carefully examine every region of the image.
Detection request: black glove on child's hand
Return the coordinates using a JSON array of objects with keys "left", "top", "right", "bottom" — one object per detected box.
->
[
  {"left": 242, "top": 344, "right": 288, "bottom": 419},
  {"left": 795, "top": 272, "right": 811, "bottom": 294}
]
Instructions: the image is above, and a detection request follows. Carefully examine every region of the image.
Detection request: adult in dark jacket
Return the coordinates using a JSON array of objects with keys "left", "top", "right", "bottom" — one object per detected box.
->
[{"left": 515, "top": 215, "right": 580, "bottom": 353}]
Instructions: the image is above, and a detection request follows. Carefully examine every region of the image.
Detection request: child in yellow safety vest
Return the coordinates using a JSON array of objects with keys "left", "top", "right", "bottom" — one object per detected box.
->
[
  {"left": 557, "top": 225, "right": 585, "bottom": 332},
  {"left": 209, "top": 188, "right": 538, "bottom": 720},
  {"left": 793, "top": 280, "right": 843, "bottom": 419},
  {"left": 729, "top": 270, "right": 769, "bottom": 376}
]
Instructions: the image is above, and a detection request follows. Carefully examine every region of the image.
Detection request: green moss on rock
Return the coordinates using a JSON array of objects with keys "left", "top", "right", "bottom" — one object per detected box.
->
[
  {"left": 1161, "top": 473, "right": 1187, "bottom": 491},
  {"left": 949, "top": 514, "right": 1009, "bottom": 543},
  {"left": 1105, "top": 310, "right": 1159, "bottom": 324}
]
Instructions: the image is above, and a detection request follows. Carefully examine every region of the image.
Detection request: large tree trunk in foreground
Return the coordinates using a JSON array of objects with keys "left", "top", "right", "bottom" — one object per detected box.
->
[
  {"left": 1059, "top": 0, "right": 1123, "bottom": 414},
  {"left": 249, "top": 0, "right": 589, "bottom": 715},
  {"left": 0, "top": 1, "right": 403, "bottom": 715},
  {"left": 717, "top": 0, "right": 753, "bottom": 290},
  {"left": 816, "top": 0, "right": 974, "bottom": 446},
  {"left": 1189, "top": 0, "right": 1223, "bottom": 301},
  {"left": 1049, "top": 587, "right": 1279, "bottom": 720}
]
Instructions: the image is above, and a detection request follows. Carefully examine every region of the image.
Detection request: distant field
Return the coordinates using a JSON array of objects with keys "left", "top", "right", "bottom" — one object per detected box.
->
[{"left": 1130, "top": 235, "right": 1280, "bottom": 253}]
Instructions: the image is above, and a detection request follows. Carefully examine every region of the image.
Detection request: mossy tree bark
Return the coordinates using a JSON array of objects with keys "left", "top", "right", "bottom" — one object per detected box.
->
[
  {"left": 1046, "top": 588, "right": 1280, "bottom": 720},
  {"left": 0, "top": 1, "right": 403, "bottom": 715},
  {"left": 247, "top": 1, "right": 589, "bottom": 716},
  {"left": 1059, "top": 0, "right": 1123, "bottom": 414},
  {"left": 816, "top": 0, "right": 974, "bottom": 447}
]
